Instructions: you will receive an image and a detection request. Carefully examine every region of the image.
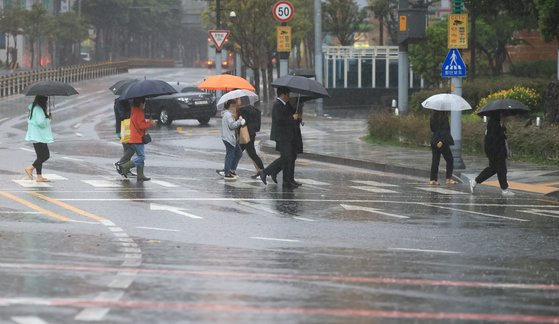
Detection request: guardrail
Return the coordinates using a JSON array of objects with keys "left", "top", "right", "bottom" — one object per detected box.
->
[
  {"left": 0, "top": 61, "right": 129, "bottom": 98},
  {"left": 127, "top": 57, "right": 175, "bottom": 68}
]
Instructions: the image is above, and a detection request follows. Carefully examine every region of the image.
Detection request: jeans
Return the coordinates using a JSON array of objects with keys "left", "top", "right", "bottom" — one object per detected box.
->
[
  {"left": 223, "top": 141, "right": 242, "bottom": 174},
  {"left": 32, "top": 143, "right": 50, "bottom": 175},
  {"left": 132, "top": 144, "right": 145, "bottom": 168},
  {"left": 430, "top": 146, "right": 453, "bottom": 181}
]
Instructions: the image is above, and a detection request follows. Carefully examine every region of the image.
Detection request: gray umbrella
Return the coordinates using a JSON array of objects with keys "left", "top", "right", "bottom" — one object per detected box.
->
[
  {"left": 23, "top": 80, "right": 78, "bottom": 96},
  {"left": 119, "top": 79, "right": 177, "bottom": 100},
  {"left": 109, "top": 79, "right": 138, "bottom": 95},
  {"left": 477, "top": 99, "right": 531, "bottom": 116},
  {"left": 271, "top": 75, "right": 329, "bottom": 99}
]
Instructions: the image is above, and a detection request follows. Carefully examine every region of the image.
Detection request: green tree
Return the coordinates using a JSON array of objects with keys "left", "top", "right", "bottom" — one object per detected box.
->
[
  {"left": 322, "top": 0, "right": 368, "bottom": 46},
  {"left": 534, "top": 0, "right": 559, "bottom": 42},
  {"left": 409, "top": 18, "right": 447, "bottom": 87},
  {"left": 52, "top": 12, "right": 88, "bottom": 65},
  {"left": 21, "top": 3, "right": 48, "bottom": 68},
  {"left": 368, "top": 0, "right": 391, "bottom": 45}
]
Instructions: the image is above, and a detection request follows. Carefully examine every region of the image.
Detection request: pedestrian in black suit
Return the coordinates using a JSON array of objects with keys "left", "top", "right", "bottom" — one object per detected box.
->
[
  {"left": 429, "top": 111, "right": 456, "bottom": 185},
  {"left": 258, "top": 87, "right": 300, "bottom": 188}
]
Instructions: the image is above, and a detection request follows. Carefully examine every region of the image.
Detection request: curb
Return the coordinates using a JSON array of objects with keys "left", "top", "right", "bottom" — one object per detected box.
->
[{"left": 260, "top": 141, "right": 463, "bottom": 183}]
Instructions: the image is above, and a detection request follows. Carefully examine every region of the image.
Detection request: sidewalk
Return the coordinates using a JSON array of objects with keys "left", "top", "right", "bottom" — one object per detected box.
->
[{"left": 259, "top": 117, "right": 559, "bottom": 199}]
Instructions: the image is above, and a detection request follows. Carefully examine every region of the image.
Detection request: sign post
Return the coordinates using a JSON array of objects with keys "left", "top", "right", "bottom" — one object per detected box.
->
[
  {"left": 273, "top": 1, "right": 294, "bottom": 77},
  {"left": 444, "top": 0, "right": 468, "bottom": 169}
]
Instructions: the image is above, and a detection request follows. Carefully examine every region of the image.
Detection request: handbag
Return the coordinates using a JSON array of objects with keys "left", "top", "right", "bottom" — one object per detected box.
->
[
  {"left": 239, "top": 125, "right": 250, "bottom": 144},
  {"left": 142, "top": 133, "right": 152, "bottom": 144},
  {"left": 120, "top": 119, "right": 131, "bottom": 143}
]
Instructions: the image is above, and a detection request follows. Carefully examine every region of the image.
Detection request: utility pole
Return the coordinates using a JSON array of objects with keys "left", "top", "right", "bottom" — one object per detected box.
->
[
  {"left": 215, "top": 0, "right": 222, "bottom": 77},
  {"left": 314, "top": 0, "right": 323, "bottom": 116}
]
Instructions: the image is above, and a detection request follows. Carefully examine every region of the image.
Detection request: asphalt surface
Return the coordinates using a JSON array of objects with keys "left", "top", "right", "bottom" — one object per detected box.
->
[{"left": 0, "top": 68, "right": 557, "bottom": 323}]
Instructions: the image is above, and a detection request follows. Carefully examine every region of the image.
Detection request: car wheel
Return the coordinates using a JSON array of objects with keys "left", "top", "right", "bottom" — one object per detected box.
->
[
  {"left": 159, "top": 109, "right": 172, "bottom": 125},
  {"left": 198, "top": 117, "right": 210, "bottom": 125}
]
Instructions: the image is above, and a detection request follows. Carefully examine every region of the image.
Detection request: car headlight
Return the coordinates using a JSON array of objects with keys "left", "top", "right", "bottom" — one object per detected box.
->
[{"left": 177, "top": 97, "right": 191, "bottom": 104}]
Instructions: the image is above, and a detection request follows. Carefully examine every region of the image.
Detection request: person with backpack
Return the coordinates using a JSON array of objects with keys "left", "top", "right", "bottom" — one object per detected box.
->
[
  {"left": 24, "top": 96, "right": 52, "bottom": 182},
  {"left": 113, "top": 97, "right": 136, "bottom": 177},
  {"left": 238, "top": 98, "right": 264, "bottom": 178}
]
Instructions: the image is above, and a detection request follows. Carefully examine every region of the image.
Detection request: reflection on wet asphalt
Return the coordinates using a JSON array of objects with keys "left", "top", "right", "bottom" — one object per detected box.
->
[{"left": 0, "top": 69, "right": 557, "bottom": 323}]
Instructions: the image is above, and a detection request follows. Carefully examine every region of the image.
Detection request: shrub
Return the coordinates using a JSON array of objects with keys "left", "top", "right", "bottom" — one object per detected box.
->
[
  {"left": 510, "top": 60, "right": 558, "bottom": 79},
  {"left": 476, "top": 86, "right": 541, "bottom": 112}
]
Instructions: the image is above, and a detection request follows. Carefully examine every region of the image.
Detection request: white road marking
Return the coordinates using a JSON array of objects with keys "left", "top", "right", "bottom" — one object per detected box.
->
[
  {"left": 124, "top": 254, "right": 142, "bottom": 259},
  {"left": 416, "top": 187, "right": 467, "bottom": 195},
  {"left": 112, "top": 232, "right": 129, "bottom": 238},
  {"left": 11, "top": 316, "right": 49, "bottom": 324},
  {"left": 75, "top": 132, "right": 84, "bottom": 137},
  {"left": 136, "top": 226, "right": 180, "bottom": 232},
  {"left": 293, "top": 216, "right": 315, "bottom": 222},
  {"left": 0, "top": 117, "right": 9, "bottom": 123},
  {"left": 100, "top": 220, "right": 116, "bottom": 226},
  {"left": 119, "top": 248, "right": 142, "bottom": 254},
  {"left": 150, "top": 180, "right": 179, "bottom": 188},
  {"left": 237, "top": 201, "right": 280, "bottom": 215},
  {"left": 73, "top": 123, "right": 81, "bottom": 129},
  {"left": 389, "top": 248, "right": 461, "bottom": 254},
  {"left": 221, "top": 181, "right": 259, "bottom": 189},
  {"left": 61, "top": 157, "right": 84, "bottom": 162},
  {"left": 150, "top": 203, "right": 203, "bottom": 219},
  {"left": 116, "top": 238, "right": 134, "bottom": 243},
  {"left": 421, "top": 203, "right": 529, "bottom": 222},
  {"left": 351, "top": 186, "right": 399, "bottom": 194},
  {"left": 250, "top": 237, "right": 300, "bottom": 243},
  {"left": 40, "top": 174, "right": 68, "bottom": 180},
  {"left": 67, "top": 220, "right": 100, "bottom": 225},
  {"left": 12, "top": 180, "right": 51, "bottom": 188},
  {"left": 340, "top": 204, "right": 410, "bottom": 219},
  {"left": 82, "top": 180, "right": 121, "bottom": 188},
  {"left": 296, "top": 179, "right": 331, "bottom": 186},
  {"left": 75, "top": 308, "right": 110, "bottom": 321},
  {"left": 352, "top": 180, "right": 399, "bottom": 187},
  {"left": 121, "top": 259, "right": 142, "bottom": 267},
  {"left": 19, "top": 147, "right": 35, "bottom": 153},
  {"left": 108, "top": 275, "right": 136, "bottom": 289},
  {"left": 0, "top": 211, "right": 41, "bottom": 214},
  {"left": 518, "top": 209, "right": 559, "bottom": 219},
  {"left": 108, "top": 227, "right": 123, "bottom": 232}
]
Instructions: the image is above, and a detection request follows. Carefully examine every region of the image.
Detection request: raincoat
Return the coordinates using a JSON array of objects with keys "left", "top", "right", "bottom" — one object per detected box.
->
[{"left": 25, "top": 104, "right": 53, "bottom": 144}]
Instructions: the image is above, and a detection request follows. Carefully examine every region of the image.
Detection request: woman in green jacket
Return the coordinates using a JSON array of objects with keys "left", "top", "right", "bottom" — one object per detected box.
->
[{"left": 24, "top": 96, "right": 53, "bottom": 182}]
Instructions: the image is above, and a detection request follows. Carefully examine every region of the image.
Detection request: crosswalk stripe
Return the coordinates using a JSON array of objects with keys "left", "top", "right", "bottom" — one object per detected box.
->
[
  {"left": 82, "top": 180, "right": 121, "bottom": 188},
  {"left": 351, "top": 186, "right": 399, "bottom": 194},
  {"left": 351, "top": 180, "right": 399, "bottom": 187},
  {"left": 150, "top": 180, "right": 179, "bottom": 187},
  {"left": 222, "top": 181, "right": 260, "bottom": 189},
  {"left": 11, "top": 316, "right": 49, "bottom": 324},
  {"left": 41, "top": 174, "right": 68, "bottom": 180},
  {"left": 297, "top": 179, "right": 331, "bottom": 186},
  {"left": 12, "top": 180, "right": 52, "bottom": 188},
  {"left": 416, "top": 187, "right": 467, "bottom": 195}
]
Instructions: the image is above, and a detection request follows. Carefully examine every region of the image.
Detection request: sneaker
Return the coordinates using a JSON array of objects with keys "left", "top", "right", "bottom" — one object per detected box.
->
[
  {"left": 502, "top": 189, "right": 515, "bottom": 197},
  {"left": 429, "top": 180, "right": 439, "bottom": 186},
  {"left": 446, "top": 179, "right": 458, "bottom": 185},
  {"left": 224, "top": 173, "right": 236, "bottom": 181},
  {"left": 216, "top": 169, "right": 225, "bottom": 176},
  {"left": 469, "top": 179, "right": 477, "bottom": 194},
  {"left": 230, "top": 170, "right": 237, "bottom": 176}
]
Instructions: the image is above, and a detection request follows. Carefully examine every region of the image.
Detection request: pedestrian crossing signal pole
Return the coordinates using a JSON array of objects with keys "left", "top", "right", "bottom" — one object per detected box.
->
[{"left": 448, "top": 0, "right": 467, "bottom": 169}]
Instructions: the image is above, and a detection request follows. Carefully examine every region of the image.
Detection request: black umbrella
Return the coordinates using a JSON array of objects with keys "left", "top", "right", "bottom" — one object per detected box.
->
[
  {"left": 119, "top": 79, "right": 177, "bottom": 100},
  {"left": 477, "top": 99, "right": 531, "bottom": 116},
  {"left": 23, "top": 80, "right": 78, "bottom": 96},
  {"left": 109, "top": 79, "right": 138, "bottom": 95},
  {"left": 271, "top": 75, "right": 329, "bottom": 99}
]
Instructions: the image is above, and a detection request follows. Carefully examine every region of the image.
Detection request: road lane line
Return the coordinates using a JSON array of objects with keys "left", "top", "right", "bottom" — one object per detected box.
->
[
  {"left": 0, "top": 117, "right": 9, "bottom": 123},
  {"left": 61, "top": 157, "right": 84, "bottom": 162},
  {"left": 351, "top": 180, "right": 399, "bottom": 187},
  {"left": 19, "top": 147, "right": 35, "bottom": 153},
  {"left": 3, "top": 298, "right": 559, "bottom": 322},
  {"left": 389, "top": 248, "right": 461, "bottom": 254},
  {"left": 341, "top": 204, "right": 409, "bottom": 219},
  {"left": 136, "top": 226, "right": 180, "bottom": 232},
  {"left": 293, "top": 217, "right": 315, "bottom": 222},
  {"left": 108, "top": 227, "right": 124, "bottom": 232},
  {"left": 421, "top": 203, "right": 529, "bottom": 222},
  {"left": 11, "top": 316, "right": 49, "bottom": 324},
  {"left": 250, "top": 237, "right": 300, "bottom": 243},
  {"left": 416, "top": 187, "right": 468, "bottom": 195},
  {"left": 30, "top": 192, "right": 106, "bottom": 222},
  {"left": 0, "top": 211, "right": 41, "bottom": 214},
  {"left": 150, "top": 180, "right": 179, "bottom": 188},
  {"left": 350, "top": 186, "right": 399, "bottom": 194},
  {"left": 75, "top": 307, "right": 110, "bottom": 321},
  {"left": 12, "top": 180, "right": 52, "bottom": 188},
  {"left": 0, "top": 192, "right": 70, "bottom": 221}
]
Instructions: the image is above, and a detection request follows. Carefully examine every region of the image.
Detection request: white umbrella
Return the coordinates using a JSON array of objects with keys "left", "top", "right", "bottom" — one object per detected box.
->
[
  {"left": 421, "top": 93, "right": 472, "bottom": 111},
  {"left": 217, "top": 89, "right": 259, "bottom": 109}
]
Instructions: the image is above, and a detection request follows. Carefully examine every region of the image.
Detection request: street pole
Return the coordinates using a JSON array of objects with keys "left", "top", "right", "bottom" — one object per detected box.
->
[
  {"left": 398, "top": 43, "right": 409, "bottom": 114},
  {"left": 215, "top": 0, "right": 222, "bottom": 98},
  {"left": 314, "top": 0, "right": 323, "bottom": 116},
  {"left": 450, "top": 77, "right": 465, "bottom": 169}
]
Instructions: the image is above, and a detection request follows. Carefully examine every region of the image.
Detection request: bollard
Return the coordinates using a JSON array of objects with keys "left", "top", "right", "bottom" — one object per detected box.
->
[
  {"left": 391, "top": 99, "right": 397, "bottom": 108},
  {"left": 395, "top": 108, "right": 400, "bottom": 116},
  {"left": 483, "top": 116, "right": 487, "bottom": 123},
  {"left": 536, "top": 117, "right": 541, "bottom": 127}
]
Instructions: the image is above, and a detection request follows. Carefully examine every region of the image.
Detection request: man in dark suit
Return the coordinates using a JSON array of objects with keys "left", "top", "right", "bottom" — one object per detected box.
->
[{"left": 258, "top": 87, "right": 300, "bottom": 188}]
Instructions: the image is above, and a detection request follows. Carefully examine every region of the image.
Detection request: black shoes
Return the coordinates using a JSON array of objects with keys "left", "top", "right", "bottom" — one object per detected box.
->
[
  {"left": 114, "top": 162, "right": 123, "bottom": 175},
  {"left": 271, "top": 174, "right": 278, "bottom": 184},
  {"left": 292, "top": 180, "right": 302, "bottom": 186},
  {"left": 283, "top": 181, "right": 299, "bottom": 189},
  {"left": 258, "top": 170, "right": 267, "bottom": 185}
]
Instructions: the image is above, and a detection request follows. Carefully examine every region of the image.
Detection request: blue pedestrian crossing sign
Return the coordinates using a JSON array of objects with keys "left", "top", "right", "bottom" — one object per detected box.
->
[{"left": 441, "top": 48, "right": 467, "bottom": 77}]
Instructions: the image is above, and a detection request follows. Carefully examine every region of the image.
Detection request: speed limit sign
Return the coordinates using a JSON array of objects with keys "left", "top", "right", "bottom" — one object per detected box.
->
[{"left": 273, "top": 1, "right": 294, "bottom": 23}]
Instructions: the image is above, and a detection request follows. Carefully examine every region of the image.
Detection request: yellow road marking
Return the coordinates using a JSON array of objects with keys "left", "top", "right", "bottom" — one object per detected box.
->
[
  {"left": 0, "top": 191, "right": 70, "bottom": 222},
  {"left": 30, "top": 192, "right": 106, "bottom": 222},
  {"left": 484, "top": 180, "right": 557, "bottom": 194}
]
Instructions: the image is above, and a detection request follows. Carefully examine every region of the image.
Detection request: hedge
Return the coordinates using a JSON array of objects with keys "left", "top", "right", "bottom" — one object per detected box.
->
[{"left": 368, "top": 112, "right": 559, "bottom": 165}]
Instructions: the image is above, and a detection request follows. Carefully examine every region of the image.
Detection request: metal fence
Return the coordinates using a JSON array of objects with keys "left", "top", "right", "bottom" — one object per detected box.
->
[{"left": 0, "top": 61, "right": 129, "bottom": 98}]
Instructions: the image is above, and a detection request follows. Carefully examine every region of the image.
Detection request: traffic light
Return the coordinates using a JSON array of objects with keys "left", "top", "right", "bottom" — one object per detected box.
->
[{"left": 452, "top": 0, "right": 463, "bottom": 13}]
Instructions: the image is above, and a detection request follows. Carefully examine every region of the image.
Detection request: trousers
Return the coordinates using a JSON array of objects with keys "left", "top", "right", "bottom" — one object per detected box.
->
[
  {"left": 32, "top": 143, "right": 50, "bottom": 175},
  {"left": 475, "top": 156, "right": 508, "bottom": 189},
  {"left": 430, "top": 145, "right": 453, "bottom": 181}
]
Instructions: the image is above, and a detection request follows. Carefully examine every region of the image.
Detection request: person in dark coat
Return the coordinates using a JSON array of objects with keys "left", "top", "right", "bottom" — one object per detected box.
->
[
  {"left": 470, "top": 113, "right": 515, "bottom": 197},
  {"left": 258, "top": 87, "right": 300, "bottom": 188},
  {"left": 429, "top": 111, "right": 456, "bottom": 185},
  {"left": 113, "top": 97, "right": 135, "bottom": 177},
  {"left": 238, "top": 100, "right": 265, "bottom": 177}
]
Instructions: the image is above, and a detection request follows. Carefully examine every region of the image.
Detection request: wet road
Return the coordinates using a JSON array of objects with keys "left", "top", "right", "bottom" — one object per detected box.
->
[{"left": 0, "top": 68, "right": 558, "bottom": 323}]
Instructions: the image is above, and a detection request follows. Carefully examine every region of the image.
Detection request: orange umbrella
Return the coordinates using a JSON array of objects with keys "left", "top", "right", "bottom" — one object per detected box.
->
[{"left": 198, "top": 74, "right": 255, "bottom": 91}]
